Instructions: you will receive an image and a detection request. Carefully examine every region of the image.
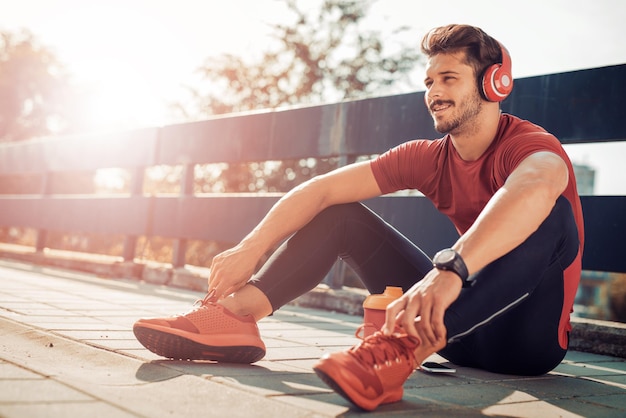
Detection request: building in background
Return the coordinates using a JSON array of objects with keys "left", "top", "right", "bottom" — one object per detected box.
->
[
  {"left": 571, "top": 162, "right": 621, "bottom": 320},
  {"left": 573, "top": 163, "right": 596, "bottom": 196}
]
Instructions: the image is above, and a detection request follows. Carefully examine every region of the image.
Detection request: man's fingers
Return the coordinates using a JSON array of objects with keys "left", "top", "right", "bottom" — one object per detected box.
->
[
  {"left": 383, "top": 299, "right": 403, "bottom": 335},
  {"left": 417, "top": 304, "right": 438, "bottom": 344},
  {"left": 399, "top": 295, "right": 421, "bottom": 337},
  {"left": 215, "top": 283, "right": 236, "bottom": 301},
  {"left": 431, "top": 303, "right": 447, "bottom": 342}
]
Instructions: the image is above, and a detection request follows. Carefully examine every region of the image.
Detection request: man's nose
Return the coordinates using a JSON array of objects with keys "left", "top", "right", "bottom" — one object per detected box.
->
[{"left": 425, "top": 87, "right": 441, "bottom": 107}]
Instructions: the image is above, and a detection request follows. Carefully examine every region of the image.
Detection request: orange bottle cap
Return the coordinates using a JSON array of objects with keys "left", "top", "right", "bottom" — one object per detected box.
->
[{"left": 363, "top": 286, "right": 403, "bottom": 310}]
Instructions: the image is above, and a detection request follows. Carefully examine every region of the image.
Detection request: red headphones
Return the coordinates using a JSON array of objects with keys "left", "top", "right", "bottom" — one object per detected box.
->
[{"left": 481, "top": 44, "right": 513, "bottom": 102}]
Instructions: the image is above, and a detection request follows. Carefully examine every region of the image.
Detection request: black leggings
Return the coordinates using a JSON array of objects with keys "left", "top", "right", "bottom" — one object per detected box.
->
[{"left": 252, "top": 196, "right": 580, "bottom": 375}]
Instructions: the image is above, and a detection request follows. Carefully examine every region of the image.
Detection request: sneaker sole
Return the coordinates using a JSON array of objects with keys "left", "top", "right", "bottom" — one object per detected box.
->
[{"left": 133, "top": 324, "right": 265, "bottom": 363}]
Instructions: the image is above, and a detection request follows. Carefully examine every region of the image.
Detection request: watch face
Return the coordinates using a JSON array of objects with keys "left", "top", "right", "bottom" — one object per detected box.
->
[
  {"left": 434, "top": 248, "right": 469, "bottom": 283},
  {"left": 437, "top": 249, "right": 456, "bottom": 264}
]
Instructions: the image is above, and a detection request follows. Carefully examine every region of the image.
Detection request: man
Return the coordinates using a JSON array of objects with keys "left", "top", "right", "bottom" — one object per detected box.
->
[{"left": 134, "top": 24, "right": 583, "bottom": 411}]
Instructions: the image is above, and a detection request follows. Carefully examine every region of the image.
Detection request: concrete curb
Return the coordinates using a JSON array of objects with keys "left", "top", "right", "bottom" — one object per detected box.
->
[
  {"left": 1, "top": 248, "right": 625, "bottom": 359},
  {"left": 295, "top": 286, "right": 626, "bottom": 359},
  {"left": 569, "top": 316, "right": 626, "bottom": 358}
]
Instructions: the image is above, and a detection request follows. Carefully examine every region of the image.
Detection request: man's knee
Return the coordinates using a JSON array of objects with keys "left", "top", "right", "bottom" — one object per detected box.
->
[{"left": 552, "top": 195, "right": 574, "bottom": 218}]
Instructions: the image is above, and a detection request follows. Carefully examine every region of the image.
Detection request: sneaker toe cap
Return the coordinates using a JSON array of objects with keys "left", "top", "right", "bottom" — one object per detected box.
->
[{"left": 315, "top": 352, "right": 384, "bottom": 396}]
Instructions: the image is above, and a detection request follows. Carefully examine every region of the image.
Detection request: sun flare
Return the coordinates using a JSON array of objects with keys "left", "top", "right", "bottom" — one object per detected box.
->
[{"left": 46, "top": 2, "right": 196, "bottom": 132}]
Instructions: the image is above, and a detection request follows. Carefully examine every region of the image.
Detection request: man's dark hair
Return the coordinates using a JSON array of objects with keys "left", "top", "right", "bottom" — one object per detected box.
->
[{"left": 421, "top": 24, "right": 503, "bottom": 80}]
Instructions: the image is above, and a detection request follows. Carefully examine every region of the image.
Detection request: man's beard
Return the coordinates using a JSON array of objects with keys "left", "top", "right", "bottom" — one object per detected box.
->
[{"left": 431, "top": 92, "right": 483, "bottom": 134}]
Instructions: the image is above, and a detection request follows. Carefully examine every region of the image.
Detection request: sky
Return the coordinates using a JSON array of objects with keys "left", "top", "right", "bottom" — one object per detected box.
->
[{"left": 2, "top": 0, "right": 625, "bottom": 194}]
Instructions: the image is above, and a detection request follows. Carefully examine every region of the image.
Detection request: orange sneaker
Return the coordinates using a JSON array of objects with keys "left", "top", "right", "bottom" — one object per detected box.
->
[
  {"left": 133, "top": 293, "right": 266, "bottom": 363},
  {"left": 313, "top": 331, "right": 420, "bottom": 411}
]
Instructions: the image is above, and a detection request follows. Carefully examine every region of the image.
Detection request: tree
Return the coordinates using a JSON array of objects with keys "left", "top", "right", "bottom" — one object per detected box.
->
[
  {"left": 0, "top": 29, "right": 70, "bottom": 142},
  {"left": 171, "top": 0, "right": 422, "bottom": 195},
  {"left": 177, "top": 0, "right": 421, "bottom": 118}
]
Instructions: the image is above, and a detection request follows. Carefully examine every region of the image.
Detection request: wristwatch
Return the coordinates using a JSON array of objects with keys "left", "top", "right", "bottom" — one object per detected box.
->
[{"left": 432, "top": 248, "right": 474, "bottom": 287}]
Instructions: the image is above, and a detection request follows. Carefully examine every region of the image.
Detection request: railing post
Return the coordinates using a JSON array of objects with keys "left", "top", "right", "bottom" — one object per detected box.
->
[
  {"left": 122, "top": 167, "right": 145, "bottom": 262},
  {"left": 35, "top": 172, "right": 51, "bottom": 253},
  {"left": 172, "top": 163, "right": 194, "bottom": 268}
]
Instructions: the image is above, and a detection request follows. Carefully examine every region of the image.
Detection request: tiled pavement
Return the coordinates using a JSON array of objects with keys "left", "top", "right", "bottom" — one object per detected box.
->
[{"left": 0, "top": 259, "right": 625, "bottom": 418}]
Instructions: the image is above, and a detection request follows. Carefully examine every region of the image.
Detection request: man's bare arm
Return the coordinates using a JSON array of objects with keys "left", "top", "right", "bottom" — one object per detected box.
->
[
  {"left": 209, "top": 160, "right": 383, "bottom": 298},
  {"left": 454, "top": 151, "right": 569, "bottom": 275}
]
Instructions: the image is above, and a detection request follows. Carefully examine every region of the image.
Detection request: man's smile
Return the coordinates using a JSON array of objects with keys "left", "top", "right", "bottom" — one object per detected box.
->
[{"left": 430, "top": 100, "right": 453, "bottom": 114}]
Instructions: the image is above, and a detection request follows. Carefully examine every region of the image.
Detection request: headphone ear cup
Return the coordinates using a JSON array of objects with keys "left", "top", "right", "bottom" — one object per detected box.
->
[
  {"left": 481, "top": 64, "right": 501, "bottom": 101},
  {"left": 481, "top": 46, "right": 514, "bottom": 102}
]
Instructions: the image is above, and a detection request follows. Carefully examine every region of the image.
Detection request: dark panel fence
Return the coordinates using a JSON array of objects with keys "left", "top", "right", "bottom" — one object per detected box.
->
[{"left": 0, "top": 65, "right": 625, "bottom": 283}]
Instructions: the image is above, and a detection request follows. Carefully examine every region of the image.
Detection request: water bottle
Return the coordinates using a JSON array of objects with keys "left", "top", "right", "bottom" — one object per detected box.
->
[{"left": 361, "top": 286, "right": 403, "bottom": 337}]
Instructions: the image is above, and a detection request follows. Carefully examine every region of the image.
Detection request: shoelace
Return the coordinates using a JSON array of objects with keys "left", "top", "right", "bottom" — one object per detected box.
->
[
  {"left": 354, "top": 323, "right": 378, "bottom": 340},
  {"left": 184, "top": 289, "right": 218, "bottom": 314},
  {"left": 199, "top": 289, "right": 218, "bottom": 305},
  {"left": 349, "top": 331, "right": 419, "bottom": 369}
]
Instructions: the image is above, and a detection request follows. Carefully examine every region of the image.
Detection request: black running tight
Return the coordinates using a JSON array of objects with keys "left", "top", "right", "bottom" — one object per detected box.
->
[{"left": 251, "top": 196, "right": 580, "bottom": 375}]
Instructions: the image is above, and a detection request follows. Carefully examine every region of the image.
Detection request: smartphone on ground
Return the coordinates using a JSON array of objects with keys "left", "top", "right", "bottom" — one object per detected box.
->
[{"left": 420, "top": 362, "right": 456, "bottom": 373}]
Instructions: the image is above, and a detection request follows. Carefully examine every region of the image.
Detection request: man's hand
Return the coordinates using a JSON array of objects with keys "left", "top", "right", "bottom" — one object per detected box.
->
[
  {"left": 383, "top": 268, "right": 462, "bottom": 346},
  {"left": 208, "top": 243, "right": 260, "bottom": 299}
]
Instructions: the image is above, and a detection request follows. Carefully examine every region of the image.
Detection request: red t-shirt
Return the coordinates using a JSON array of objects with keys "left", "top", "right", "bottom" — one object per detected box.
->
[{"left": 370, "top": 113, "right": 583, "bottom": 349}]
